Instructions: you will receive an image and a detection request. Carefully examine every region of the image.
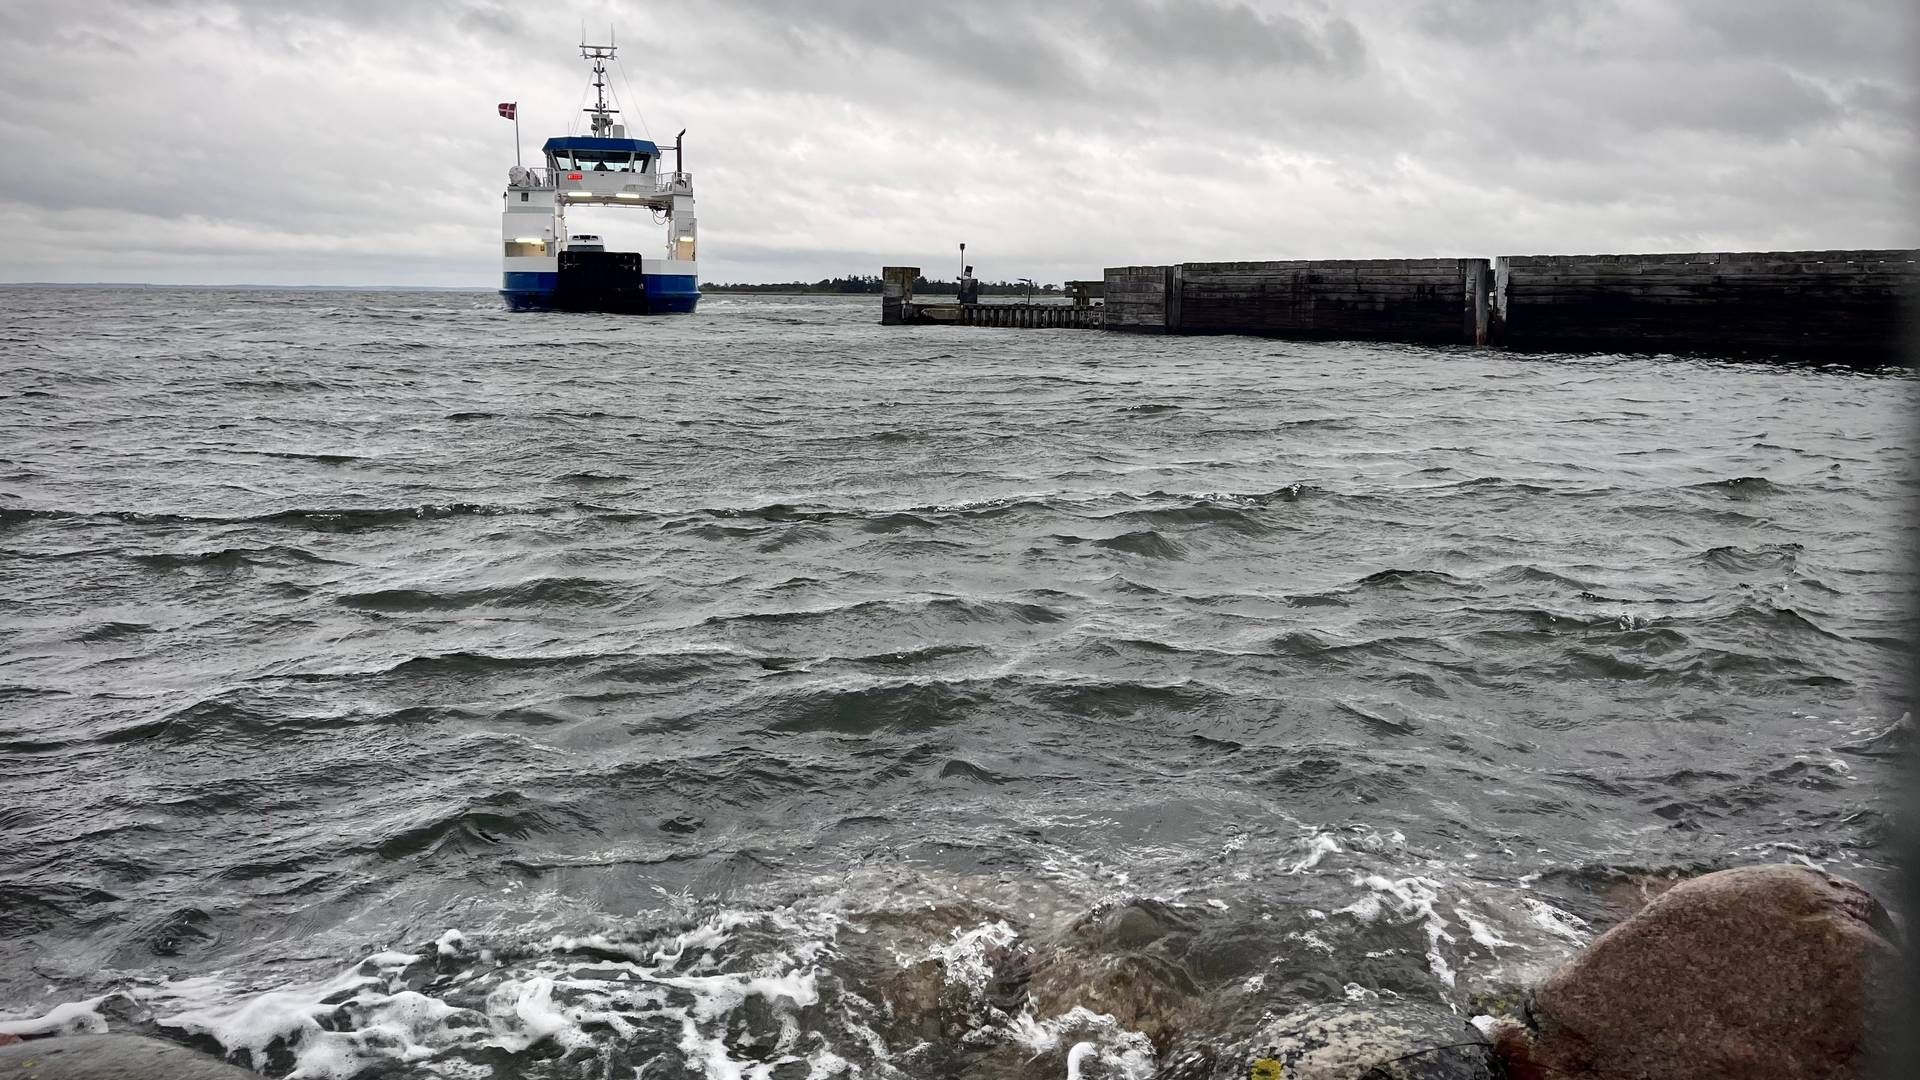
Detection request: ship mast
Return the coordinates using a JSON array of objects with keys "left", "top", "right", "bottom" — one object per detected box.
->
[{"left": 580, "top": 39, "right": 619, "bottom": 137}]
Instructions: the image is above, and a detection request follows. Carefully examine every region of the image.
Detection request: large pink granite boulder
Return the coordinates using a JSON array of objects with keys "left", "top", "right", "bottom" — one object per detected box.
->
[{"left": 1497, "top": 864, "right": 1898, "bottom": 1080}]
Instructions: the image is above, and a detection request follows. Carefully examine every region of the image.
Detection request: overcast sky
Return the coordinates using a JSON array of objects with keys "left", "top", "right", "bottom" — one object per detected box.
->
[{"left": 1, "top": 0, "right": 1914, "bottom": 286}]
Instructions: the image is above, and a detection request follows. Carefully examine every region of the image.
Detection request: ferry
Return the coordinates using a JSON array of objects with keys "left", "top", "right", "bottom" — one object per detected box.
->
[{"left": 499, "top": 42, "right": 698, "bottom": 314}]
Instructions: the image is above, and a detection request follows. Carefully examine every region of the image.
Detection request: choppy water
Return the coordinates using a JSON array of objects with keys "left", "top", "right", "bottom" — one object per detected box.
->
[{"left": 0, "top": 287, "right": 1911, "bottom": 1079}]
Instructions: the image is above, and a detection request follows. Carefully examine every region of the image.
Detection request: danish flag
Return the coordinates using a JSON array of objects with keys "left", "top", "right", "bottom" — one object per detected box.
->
[{"left": 497, "top": 102, "right": 517, "bottom": 120}]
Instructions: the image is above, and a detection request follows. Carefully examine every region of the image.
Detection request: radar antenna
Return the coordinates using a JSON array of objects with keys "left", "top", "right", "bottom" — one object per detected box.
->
[{"left": 579, "top": 39, "right": 620, "bottom": 137}]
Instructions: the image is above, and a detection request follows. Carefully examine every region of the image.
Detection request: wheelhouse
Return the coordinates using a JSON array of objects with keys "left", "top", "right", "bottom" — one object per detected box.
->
[{"left": 544, "top": 136, "right": 662, "bottom": 175}]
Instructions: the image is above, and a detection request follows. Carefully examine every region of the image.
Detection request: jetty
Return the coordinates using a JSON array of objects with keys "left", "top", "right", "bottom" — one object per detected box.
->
[
  {"left": 881, "top": 267, "right": 1105, "bottom": 329},
  {"left": 882, "top": 249, "right": 1918, "bottom": 363}
]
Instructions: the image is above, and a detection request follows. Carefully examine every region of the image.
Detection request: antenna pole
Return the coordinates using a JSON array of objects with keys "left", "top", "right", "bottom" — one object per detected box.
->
[
  {"left": 515, "top": 109, "right": 521, "bottom": 167},
  {"left": 579, "top": 40, "right": 621, "bottom": 137}
]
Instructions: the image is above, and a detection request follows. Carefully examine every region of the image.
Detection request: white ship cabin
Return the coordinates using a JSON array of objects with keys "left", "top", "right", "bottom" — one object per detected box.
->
[
  {"left": 503, "top": 132, "right": 696, "bottom": 263},
  {"left": 506, "top": 135, "right": 692, "bottom": 209}
]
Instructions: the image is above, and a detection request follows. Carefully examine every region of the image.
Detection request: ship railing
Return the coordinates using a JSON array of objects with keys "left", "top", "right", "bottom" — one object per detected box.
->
[{"left": 507, "top": 168, "right": 693, "bottom": 194}]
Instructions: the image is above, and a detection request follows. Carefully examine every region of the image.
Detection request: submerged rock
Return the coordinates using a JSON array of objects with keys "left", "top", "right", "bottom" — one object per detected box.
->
[
  {"left": 0, "top": 1034, "right": 257, "bottom": 1078},
  {"left": 1243, "top": 1003, "right": 1495, "bottom": 1079},
  {"left": 1027, "top": 899, "right": 1203, "bottom": 1052},
  {"left": 1498, "top": 863, "right": 1898, "bottom": 1080}
]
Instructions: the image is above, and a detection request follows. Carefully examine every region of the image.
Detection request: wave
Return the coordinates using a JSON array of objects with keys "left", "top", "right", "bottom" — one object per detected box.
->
[
  {"left": 93, "top": 694, "right": 291, "bottom": 745},
  {"left": 375, "top": 649, "right": 619, "bottom": 678},
  {"left": 130, "top": 544, "right": 340, "bottom": 569},
  {"left": 1694, "top": 602, "right": 1855, "bottom": 650},
  {"left": 1281, "top": 591, "right": 1349, "bottom": 608},
  {"left": 362, "top": 790, "right": 592, "bottom": 862},
  {"left": 1033, "top": 678, "right": 1229, "bottom": 719},
  {"left": 245, "top": 503, "right": 523, "bottom": 531},
  {"left": 841, "top": 643, "right": 996, "bottom": 669},
  {"left": 0, "top": 881, "right": 122, "bottom": 939},
  {"left": 72, "top": 620, "right": 153, "bottom": 642},
  {"left": 1423, "top": 475, "right": 1556, "bottom": 495},
  {"left": 5, "top": 503, "right": 529, "bottom": 533},
  {"left": 760, "top": 680, "right": 983, "bottom": 735},
  {"left": 756, "top": 524, "right": 834, "bottom": 551},
  {"left": 1527, "top": 641, "right": 1835, "bottom": 686},
  {"left": 239, "top": 450, "right": 361, "bottom": 465},
  {"left": 1335, "top": 701, "right": 1422, "bottom": 738},
  {"left": 335, "top": 576, "right": 615, "bottom": 611},
  {"left": 1346, "top": 567, "right": 1475, "bottom": 592},
  {"left": 702, "top": 596, "right": 1068, "bottom": 633},
  {"left": 690, "top": 502, "right": 838, "bottom": 524},
  {"left": 1697, "top": 542, "right": 1803, "bottom": 573},
  {"left": 659, "top": 487, "right": 1344, "bottom": 536},
  {"left": 1686, "top": 476, "right": 1783, "bottom": 498},
  {"left": 1479, "top": 564, "right": 1599, "bottom": 591},
  {"left": 856, "top": 511, "right": 939, "bottom": 533},
  {"left": 1461, "top": 605, "right": 1685, "bottom": 640},
  {"left": 936, "top": 757, "right": 1010, "bottom": 783},
  {"left": 218, "top": 377, "right": 339, "bottom": 392},
  {"left": 1090, "top": 530, "right": 1187, "bottom": 559},
  {"left": 1094, "top": 503, "right": 1271, "bottom": 534},
  {"left": 1030, "top": 529, "right": 1188, "bottom": 558}
]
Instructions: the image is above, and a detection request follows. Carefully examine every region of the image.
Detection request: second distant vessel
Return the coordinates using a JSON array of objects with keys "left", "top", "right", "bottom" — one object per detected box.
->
[{"left": 499, "top": 41, "right": 698, "bottom": 314}]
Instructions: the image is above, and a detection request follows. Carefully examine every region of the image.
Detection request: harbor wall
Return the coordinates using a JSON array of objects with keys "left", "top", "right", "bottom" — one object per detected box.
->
[
  {"left": 895, "top": 248, "right": 1919, "bottom": 363},
  {"left": 1103, "top": 265, "right": 1175, "bottom": 333},
  {"left": 1102, "top": 259, "right": 1490, "bottom": 345},
  {"left": 1177, "top": 259, "right": 1489, "bottom": 344},
  {"left": 1491, "top": 250, "right": 1919, "bottom": 361}
]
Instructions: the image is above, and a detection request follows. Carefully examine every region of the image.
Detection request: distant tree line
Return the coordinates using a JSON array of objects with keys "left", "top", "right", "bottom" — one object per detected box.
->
[{"left": 705, "top": 275, "right": 1059, "bottom": 295}]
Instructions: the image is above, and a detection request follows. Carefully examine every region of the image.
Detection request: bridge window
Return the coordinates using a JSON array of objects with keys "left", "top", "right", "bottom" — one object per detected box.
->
[
  {"left": 504, "top": 240, "right": 547, "bottom": 257},
  {"left": 558, "top": 151, "right": 645, "bottom": 172}
]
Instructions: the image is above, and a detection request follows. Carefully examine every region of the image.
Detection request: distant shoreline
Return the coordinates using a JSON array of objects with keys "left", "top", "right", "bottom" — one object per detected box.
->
[{"left": 0, "top": 282, "right": 489, "bottom": 292}]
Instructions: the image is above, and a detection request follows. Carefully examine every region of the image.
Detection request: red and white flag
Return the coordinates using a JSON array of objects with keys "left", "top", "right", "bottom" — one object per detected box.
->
[{"left": 497, "top": 102, "right": 517, "bottom": 120}]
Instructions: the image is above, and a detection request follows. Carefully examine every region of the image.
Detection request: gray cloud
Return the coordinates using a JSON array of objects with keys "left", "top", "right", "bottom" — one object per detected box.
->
[
  {"left": 1091, "top": 1, "right": 1366, "bottom": 73},
  {"left": 0, "top": 0, "right": 1911, "bottom": 287}
]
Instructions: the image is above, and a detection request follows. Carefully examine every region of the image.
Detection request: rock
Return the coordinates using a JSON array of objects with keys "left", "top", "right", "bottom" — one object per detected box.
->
[
  {"left": 1024, "top": 900, "right": 1203, "bottom": 1053},
  {"left": 1501, "top": 864, "right": 1898, "bottom": 1080},
  {"left": 1244, "top": 1003, "right": 1496, "bottom": 1079},
  {"left": 840, "top": 901, "right": 1032, "bottom": 1046},
  {"left": 0, "top": 1034, "right": 257, "bottom": 1078}
]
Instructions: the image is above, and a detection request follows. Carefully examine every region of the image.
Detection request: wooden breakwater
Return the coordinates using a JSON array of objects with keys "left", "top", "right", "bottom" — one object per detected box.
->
[
  {"left": 882, "top": 266, "right": 1104, "bottom": 329},
  {"left": 1491, "top": 250, "right": 1916, "bottom": 361},
  {"left": 886, "top": 249, "right": 1920, "bottom": 362},
  {"left": 1108, "top": 259, "right": 1491, "bottom": 345}
]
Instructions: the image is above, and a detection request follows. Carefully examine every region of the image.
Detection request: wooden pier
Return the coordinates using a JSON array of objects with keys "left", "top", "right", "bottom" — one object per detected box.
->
[
  {"left": 881, "top": 266, "right": 1105, "bottom": 329},
  {"left": 883, "top": 249, "right": 1919, "bottom": 363}
]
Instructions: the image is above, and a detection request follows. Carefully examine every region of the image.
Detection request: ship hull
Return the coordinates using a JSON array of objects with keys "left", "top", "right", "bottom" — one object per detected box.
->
[{"left": 500, "top": 254, "right": 699, "bottom": 315}]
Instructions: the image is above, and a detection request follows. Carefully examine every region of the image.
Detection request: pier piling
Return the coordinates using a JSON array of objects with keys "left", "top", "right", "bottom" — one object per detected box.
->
[{"left": 881, "top": 266, "right": 917, "bottom": 326}]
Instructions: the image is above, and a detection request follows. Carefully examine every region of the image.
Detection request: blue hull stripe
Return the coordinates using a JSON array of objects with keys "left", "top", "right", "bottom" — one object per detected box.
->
[
  {"left": 644, "top": 274, "right": 699, "bottom": 314},
  {"left": 500, "top": 270, "right": 698, "bottom": 315}
]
